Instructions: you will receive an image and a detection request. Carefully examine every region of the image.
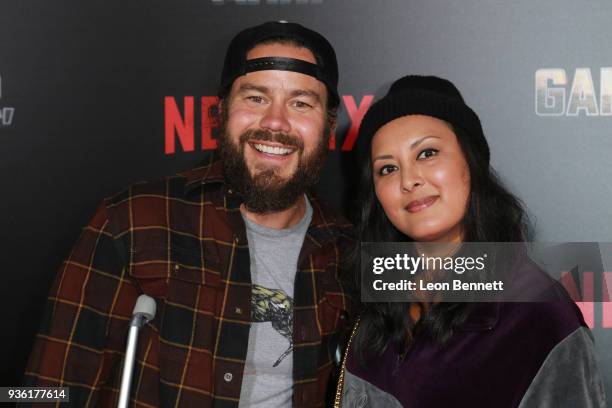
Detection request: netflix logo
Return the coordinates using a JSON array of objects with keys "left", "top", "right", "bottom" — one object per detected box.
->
[{"left": 163, "top": 95, "right": 373, "bottom": 155}]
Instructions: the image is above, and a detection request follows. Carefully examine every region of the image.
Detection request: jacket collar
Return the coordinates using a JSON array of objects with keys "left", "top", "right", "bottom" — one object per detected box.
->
[
  {"left": 455, "top": 302, "right": 501, "bottom": 332},
  {"left": 182, "top": 157, "right": 225, "bottom": 194}
]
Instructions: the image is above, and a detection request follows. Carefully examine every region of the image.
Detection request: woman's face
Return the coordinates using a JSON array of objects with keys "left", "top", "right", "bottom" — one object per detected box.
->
[{"left": 371, "top": 115, "right": 470, "bottom": 243}]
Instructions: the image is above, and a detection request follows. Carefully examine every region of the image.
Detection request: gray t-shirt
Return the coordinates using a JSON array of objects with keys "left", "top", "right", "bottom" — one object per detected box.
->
[{"left": 238, "top": 198, "right": 313, "bottom": 407}]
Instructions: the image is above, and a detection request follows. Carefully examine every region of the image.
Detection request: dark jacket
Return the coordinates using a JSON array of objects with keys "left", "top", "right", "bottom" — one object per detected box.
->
[{"left": 341, "top": 248, "right": 606, "bottom": 407}]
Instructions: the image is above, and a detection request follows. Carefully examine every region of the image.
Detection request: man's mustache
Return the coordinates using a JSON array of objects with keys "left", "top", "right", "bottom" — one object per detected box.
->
[{"left": 239, "top": 129, "right": 304, "bottom": 151}]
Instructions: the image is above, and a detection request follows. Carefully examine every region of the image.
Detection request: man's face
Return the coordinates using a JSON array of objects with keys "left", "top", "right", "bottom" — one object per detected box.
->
[{"left": 219, "top": 42, "right": 332, "bottom": 213}]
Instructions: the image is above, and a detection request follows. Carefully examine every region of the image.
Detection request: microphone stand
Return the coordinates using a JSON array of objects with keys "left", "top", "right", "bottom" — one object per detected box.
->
[{"left": 117, "top": 295, "right": 156, "bottom": 408}]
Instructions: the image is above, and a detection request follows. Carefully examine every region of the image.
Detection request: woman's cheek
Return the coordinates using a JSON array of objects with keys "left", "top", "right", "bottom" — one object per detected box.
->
[
  {"left": 375, "top": 182, "right": 397, "bottom": 215},
  {"left": 374, "top": 182, "right": 387, "bottom": 209},
  {"left": 375, "top": 180, "right": 403, "bottom": 226},
  {"left": 428, "top": 164, "right": 455, "bottom": 186}
]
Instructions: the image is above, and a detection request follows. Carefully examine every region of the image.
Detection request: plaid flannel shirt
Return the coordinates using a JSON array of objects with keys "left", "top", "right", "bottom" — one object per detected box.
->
[{"left": 23, "top": 159, "right": 355, "bottom": 407}]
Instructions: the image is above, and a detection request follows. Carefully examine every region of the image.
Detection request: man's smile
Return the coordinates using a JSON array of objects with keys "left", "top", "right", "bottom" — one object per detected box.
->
[{"left": 249, "top": 141, "right": 297, "bottom": 156}]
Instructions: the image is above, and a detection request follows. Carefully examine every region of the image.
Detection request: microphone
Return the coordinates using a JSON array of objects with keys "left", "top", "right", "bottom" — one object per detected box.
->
[{"left": 117, "top": 295, "right": 156, "bottom": 408}]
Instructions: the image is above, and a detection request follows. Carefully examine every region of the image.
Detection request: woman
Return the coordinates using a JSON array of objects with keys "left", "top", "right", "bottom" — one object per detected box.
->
[{"left": 337, "top": 76, "right": 606, "bottom": 407}]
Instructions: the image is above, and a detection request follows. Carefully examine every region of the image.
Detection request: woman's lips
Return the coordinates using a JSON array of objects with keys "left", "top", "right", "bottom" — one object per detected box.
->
[{"left": 405, "top": 196, "right": 438, "bottom": 213}]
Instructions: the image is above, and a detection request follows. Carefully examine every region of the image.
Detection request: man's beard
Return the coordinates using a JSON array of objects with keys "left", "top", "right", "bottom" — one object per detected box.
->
[{"left": 219, "top": 125, "right": 330, "bottom": 214}]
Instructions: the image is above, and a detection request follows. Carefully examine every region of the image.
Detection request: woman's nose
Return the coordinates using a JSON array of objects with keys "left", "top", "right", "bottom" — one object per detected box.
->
[{"left": 401, "top": 167, "right": 424, "bottom": 192}]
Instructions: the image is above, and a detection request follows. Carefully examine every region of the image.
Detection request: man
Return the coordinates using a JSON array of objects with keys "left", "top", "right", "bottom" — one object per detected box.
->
[{"left": 23, "top": 21, "right": 354, "bottom": 407}]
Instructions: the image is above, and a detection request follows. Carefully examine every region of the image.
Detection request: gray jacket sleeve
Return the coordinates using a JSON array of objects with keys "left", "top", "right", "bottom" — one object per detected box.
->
[
  {"left": 518, "top": 327, "right": 607, "bottom": 408},
  {"left": 342, "top": 370, "right": 403, "bottom": 408}
]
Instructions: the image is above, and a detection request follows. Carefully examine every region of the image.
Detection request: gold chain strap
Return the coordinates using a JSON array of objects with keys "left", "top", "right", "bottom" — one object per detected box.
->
[{"left": 333, "top": 317, "right": 361, "bottom": 408}]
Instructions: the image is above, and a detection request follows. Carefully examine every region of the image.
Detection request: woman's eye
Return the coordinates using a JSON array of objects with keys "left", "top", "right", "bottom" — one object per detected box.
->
[
  {"left": 378, "top": 165, "right": 397, "bottom": 176},
  {"left": 417, "top": 148, "right": 439, "bottom": 160}
]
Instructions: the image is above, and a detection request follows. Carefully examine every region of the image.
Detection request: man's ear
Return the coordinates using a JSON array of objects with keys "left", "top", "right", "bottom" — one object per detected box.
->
[
  {"left": 328, "top": 109, "right": 338, "bottom": 132},
  {"left": 217, "top": 98, "right": 225, "bottom": 118}
]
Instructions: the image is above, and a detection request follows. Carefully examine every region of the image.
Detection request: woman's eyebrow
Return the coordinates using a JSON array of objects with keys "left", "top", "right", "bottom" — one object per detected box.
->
[
  {"left": 410, "top": 135, "right": 441, "bottom": 149},
  {"left": 372, "top": 154, "right": 394, "bottom": 163},
  {"left": 373, "top": 135, "right": 442, "bottom": 162}
]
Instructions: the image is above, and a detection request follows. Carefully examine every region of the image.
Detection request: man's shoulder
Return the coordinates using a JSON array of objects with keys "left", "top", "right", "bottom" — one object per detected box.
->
[
  {"left": 104, "top": 160, "right": 224, "bottom": 207},
  {"left": 99, "top": 160, "right": 225, "bottom": 238},
  {"left": 308, "top": 196, "right": 355, "bottom": 238}
]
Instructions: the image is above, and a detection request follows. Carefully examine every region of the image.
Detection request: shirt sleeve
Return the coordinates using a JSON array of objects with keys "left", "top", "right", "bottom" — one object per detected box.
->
[
  {"left": 518, "top": 326, "right": 607, "bottom": 408},
  {"left": 21, "top": 201, "right": 140, "bottom": 407}
]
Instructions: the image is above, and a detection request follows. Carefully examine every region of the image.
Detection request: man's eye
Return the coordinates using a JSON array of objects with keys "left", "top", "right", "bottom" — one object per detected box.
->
[
  {"left": 378, "top": 165, "right": 397, "bottom": 176},
  {"left": 417, "top": 148, "right": 439, "bottom": 160},
  {"left": 246, "top": 95, "right": 265, "bottom": 104},
  {"left": 292, "top": 100, "right": 313, "bottom": 109}
]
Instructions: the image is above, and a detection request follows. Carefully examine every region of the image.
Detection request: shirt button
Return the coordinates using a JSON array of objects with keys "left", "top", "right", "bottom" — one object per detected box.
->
[
  {"left": 224, "top": 372, "right": 233, "bottom": 382},
  {"left": 174, "top": 264, "right": 180, "bottom": 271},
  {"left": 234, "top": 236, "right": 240, "bottom": 244},
  {"left": 235, "top": 307, "right": 242, "bottom": 314},
  {"left": 228, "top": 188, "right": 233, "bottom": 194}
]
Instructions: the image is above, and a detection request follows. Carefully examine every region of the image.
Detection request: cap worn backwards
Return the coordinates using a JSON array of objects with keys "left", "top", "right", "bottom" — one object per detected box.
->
[{"left": 218, "top": 21, "right": 339, "bottom": 109}]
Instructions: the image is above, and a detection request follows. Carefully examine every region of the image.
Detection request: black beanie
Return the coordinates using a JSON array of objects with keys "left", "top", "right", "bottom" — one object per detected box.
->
[{"left": 357, "top": 75, "right": 489, "bottom": 164}]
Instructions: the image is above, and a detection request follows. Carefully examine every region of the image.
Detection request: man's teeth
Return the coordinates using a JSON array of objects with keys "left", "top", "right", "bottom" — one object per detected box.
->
[{"left": 253, "top": 143, "right": 293, "bottom": 155}]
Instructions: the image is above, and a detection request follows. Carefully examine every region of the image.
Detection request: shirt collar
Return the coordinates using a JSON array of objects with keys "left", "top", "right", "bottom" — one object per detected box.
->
[
  {"left": 182, "top": 159, "right": 352, "bottom": 248},
  {"left": 182, "top": 158, "right": 225, "bottom": 195}
]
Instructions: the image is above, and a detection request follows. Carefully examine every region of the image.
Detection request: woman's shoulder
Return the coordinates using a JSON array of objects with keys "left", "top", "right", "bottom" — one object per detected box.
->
[
  {"left": 497, "top": 299, "right": 586, "bottom": 347},
  {"left": 498, "top": 246, "right": 588, "bottom": 339}
]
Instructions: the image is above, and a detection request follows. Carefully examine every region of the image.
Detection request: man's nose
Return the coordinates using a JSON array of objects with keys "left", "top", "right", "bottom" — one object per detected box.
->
[{"left": 259, "top": 102, "right": 291, "bottom": 134}]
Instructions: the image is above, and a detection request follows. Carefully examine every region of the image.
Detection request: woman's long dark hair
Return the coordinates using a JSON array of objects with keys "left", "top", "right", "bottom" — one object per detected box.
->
[{"left": 352, "top": 123, "right": 529, "bottom": 365}]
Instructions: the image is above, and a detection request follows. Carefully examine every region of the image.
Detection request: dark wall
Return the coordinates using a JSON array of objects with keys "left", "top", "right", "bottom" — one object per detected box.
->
[{"left": 1, "top": 0, "right": 611, "bottom": 395}]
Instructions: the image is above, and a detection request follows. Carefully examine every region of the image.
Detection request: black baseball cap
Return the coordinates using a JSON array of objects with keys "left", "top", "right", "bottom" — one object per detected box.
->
[{"left": 218, "top": 21, "right": 340, "bottom": 109}]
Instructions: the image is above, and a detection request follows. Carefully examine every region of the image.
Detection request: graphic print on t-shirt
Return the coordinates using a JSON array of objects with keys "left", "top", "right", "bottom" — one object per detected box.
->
[{"left": 251, "top": 284, "right": 294, "bottom": 367}]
